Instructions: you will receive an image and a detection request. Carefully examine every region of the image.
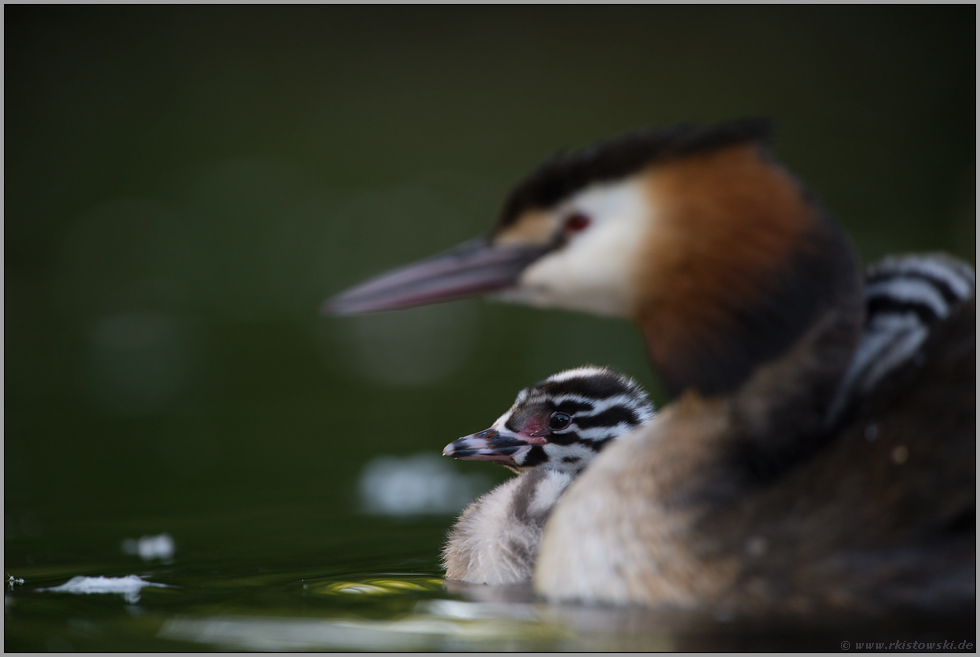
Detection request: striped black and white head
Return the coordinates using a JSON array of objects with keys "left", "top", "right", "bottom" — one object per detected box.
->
[
  {"left": 826, "top": 253, "right": 976, "bottom": 424},
  {"left": 443, "top": 366, "right": 655, "bottom": 474}
]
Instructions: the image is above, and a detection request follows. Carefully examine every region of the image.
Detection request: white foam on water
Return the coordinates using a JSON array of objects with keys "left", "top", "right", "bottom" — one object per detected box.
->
[{"left": 39, "top": 575, "right": 172, "bottom": 604}]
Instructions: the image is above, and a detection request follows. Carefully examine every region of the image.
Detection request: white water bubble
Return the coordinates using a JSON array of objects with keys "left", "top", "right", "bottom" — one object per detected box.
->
[
  {"left": 358, "top": 453, "right": 491, "bottom": 516},
  {"left": 121, "top": 533, "right": 175, "bottom": 562}
]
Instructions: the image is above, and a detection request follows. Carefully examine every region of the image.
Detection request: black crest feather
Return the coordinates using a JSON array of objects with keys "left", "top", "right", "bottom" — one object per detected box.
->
[{"left": 494, "top": 118, "right": 775, "bottom": 232}]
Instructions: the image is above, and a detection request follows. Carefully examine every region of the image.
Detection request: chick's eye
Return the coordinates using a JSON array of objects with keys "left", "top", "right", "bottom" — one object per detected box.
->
[
  {"left": 549, "top": 412, "right": 571, "bottom": 430},
  {"left": 564, "top": 212, "right": 591, "bottom": 233}
]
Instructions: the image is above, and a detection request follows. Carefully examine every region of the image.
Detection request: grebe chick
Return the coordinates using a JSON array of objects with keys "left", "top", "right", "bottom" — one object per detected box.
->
[{"left": 442, "top": 366, "right": 654, "bottom": 585}]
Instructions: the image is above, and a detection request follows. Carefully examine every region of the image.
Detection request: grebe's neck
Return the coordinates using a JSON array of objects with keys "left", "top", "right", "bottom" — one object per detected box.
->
[{"left": 631, "top": 145, "right": 865, "bottom": 402}]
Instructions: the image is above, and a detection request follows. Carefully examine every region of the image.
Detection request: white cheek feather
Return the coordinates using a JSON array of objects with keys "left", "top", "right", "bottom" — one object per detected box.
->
[
  {"left": 528, "top": 470, "right": 574, "bottom": 515},
  {"left": 491, "top": 409, "right": 514, "bottom": 430},
  {"left": 507, "top": 179, "right": 654, "bottom": 317}
]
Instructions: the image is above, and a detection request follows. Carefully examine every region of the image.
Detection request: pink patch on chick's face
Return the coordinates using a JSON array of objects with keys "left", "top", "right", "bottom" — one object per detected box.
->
[{"left": 500, "top": 410, "right": 551, "bottom": 443}]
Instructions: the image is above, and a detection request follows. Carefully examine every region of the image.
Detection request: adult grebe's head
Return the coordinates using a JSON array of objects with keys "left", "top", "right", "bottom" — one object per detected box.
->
[{"left": 327, "top": 119, "right": 862, "bottom": 398}]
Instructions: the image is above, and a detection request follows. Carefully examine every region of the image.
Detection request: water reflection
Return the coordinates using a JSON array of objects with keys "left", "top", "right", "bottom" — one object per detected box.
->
[
  {"left": 358, "top": 453, "right": 491, "bottom": 516},
  {"left": 160, "top": 614, "right": 543, "bottom": 651},
  {"left": 153, "top": 576, "right": 686, "bottom": 651},
  {"left": 14, "top": 568, "right": 973, "bottom": 651},
  {"left": 158, "top": 600, "right": 573, "bottom": 652},
  {"left": 153, "top": 573, "right": 667, "bottom": 651},
  {"left": 420, "top": 598, "right": 539, "bottom": 621}
]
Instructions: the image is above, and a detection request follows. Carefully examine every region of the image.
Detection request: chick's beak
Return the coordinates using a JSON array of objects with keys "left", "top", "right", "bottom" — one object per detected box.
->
[
  {"left": 323, "top": 238, "right": 549, "bottom": 315},
  {"left": 443, "top": 428, "right": 529, "bottom": 465}
]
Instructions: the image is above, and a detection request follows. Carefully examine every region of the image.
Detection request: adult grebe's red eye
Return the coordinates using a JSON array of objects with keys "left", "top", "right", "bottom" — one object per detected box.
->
[{"left": 564, "top": 212, "right": 591, "bottom": 232}]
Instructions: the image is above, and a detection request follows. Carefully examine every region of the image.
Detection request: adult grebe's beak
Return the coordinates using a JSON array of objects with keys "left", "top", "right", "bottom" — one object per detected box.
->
[{"left": 323, "top": 239, "right": 549, "bottom": 315}]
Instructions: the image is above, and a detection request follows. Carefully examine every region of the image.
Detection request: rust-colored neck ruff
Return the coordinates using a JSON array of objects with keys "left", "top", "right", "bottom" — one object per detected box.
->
[{"left": 635, "top": 144, "right": 862, "bottom": 399}]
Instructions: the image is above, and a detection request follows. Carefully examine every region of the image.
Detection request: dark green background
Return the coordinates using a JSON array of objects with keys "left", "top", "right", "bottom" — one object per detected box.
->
[{"left": 4, "top": 5, "right": 975, "bottom": 649}]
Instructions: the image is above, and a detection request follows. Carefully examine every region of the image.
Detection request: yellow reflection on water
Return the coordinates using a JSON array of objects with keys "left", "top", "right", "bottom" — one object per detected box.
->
[{"left": 310, "top": 576, "right": 446, "bottom": 596}]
